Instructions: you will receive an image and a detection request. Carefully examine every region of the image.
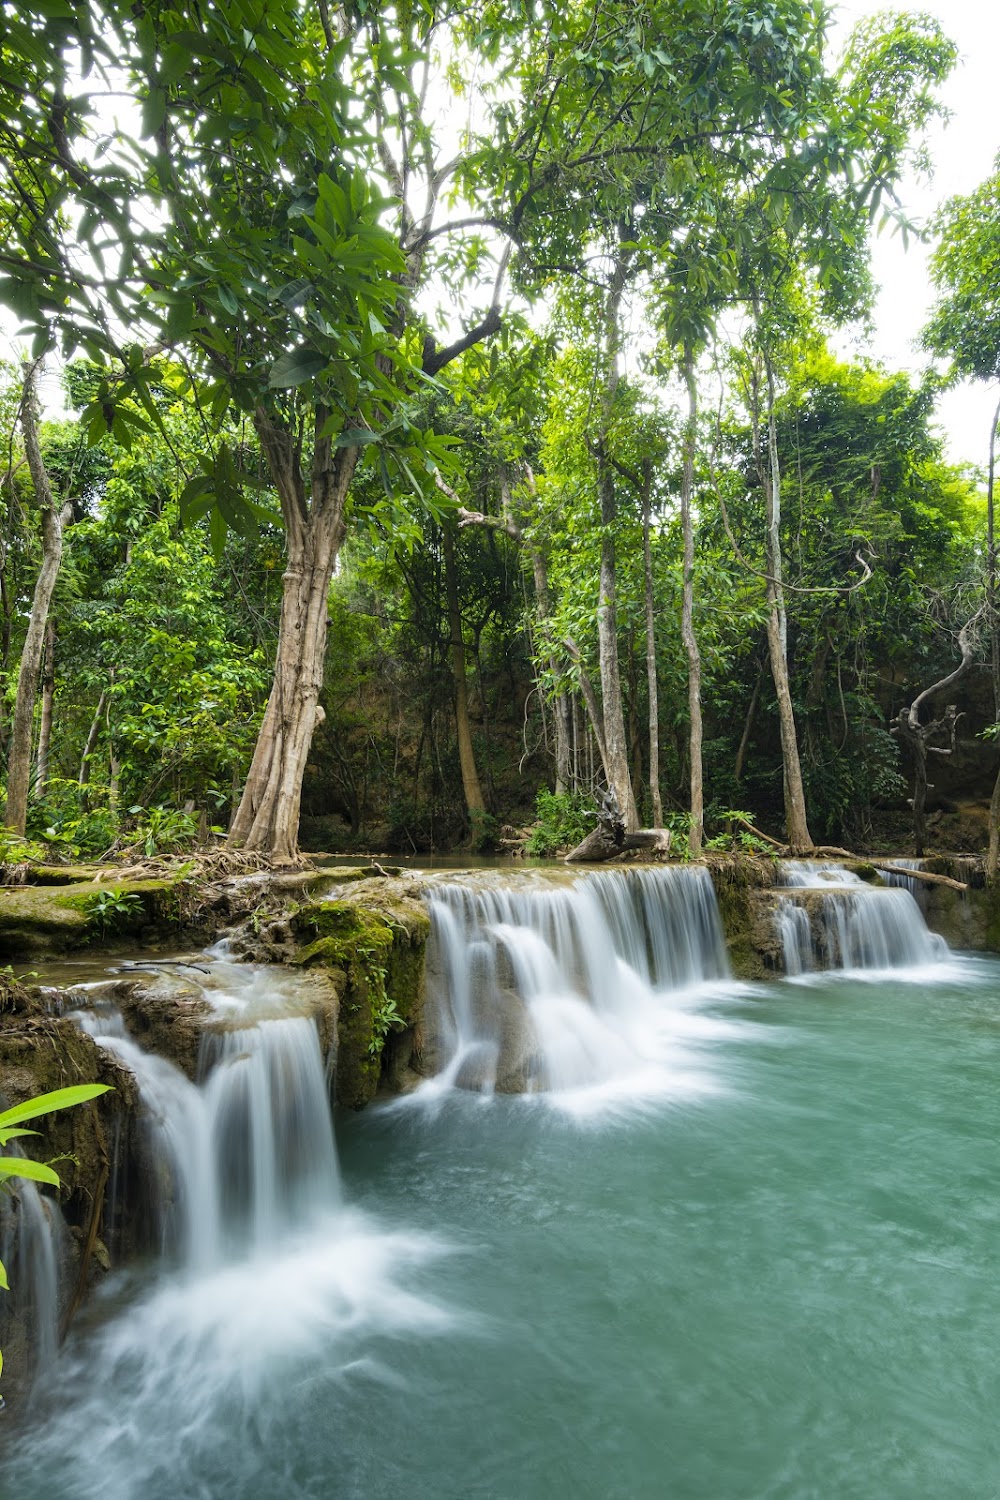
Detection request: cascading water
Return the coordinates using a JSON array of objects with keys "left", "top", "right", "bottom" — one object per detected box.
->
[
  {"left": 1, "top": 957, "right": 453, "bottom": 1499},
  {"left": 0, "top": 1165, "right": 69, "bottom": 1384},
  {"left": 422, "top": 865, "right": 733, "bottom": 1098},
  {"left": 880, "top": 857, "right": 923, "bottom": 894},
  {"left": 775, "top": 862, "right": 947, "bottom": 973},
  {"left": 74, "top": 985, "right": 340, "bottom": 1268}
]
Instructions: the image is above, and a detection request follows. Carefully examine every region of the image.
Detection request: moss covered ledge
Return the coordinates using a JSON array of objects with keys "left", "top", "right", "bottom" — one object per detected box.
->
[
  {"left": 0, "top": 874, "right": 203, "bottom": 961},
  {"left": 292, "top": 882, "right": 431, "bottom": 1109}
]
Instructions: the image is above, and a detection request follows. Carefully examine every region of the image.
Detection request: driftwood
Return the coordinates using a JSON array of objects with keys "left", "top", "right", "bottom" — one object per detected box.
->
[
  {"left": 564, "top": 787, "right": 672, "bottom": 864},
  {"left": 866, "top": 861, "right": 967, "bottom": 893}
]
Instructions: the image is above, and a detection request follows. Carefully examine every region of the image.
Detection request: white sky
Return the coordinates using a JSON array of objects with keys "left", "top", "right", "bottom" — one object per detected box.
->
[{"left": 830, "top": 0, "right": 1000, "bottom": 468}]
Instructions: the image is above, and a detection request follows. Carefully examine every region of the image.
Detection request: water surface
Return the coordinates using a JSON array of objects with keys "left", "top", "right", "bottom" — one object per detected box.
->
[{"left": 5, "top": 958, "right": 1000, "bottom": 1499}]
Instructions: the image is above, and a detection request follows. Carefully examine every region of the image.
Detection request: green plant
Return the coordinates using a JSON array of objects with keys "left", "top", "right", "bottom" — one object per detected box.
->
[
  {"left": 130, "top": 805, "right": 201, "bottom": 857},
  {"left": 81, "top": 887, "right": 143, "bottom": 937},
  {"left": 368, "top": 993, "right": 405, "bottom": 1059},
  {"left": 703, "top": 810, "right": 775, "bottom": 855},
  {"left": 0, "top": 1082, "right": 112, "bottom": 1404},
  {"left": 663, "top": 812, "right": 694, "bottom": 861},
  {"left": 525, "top": 790, "right": 595, "bottom": 857}
]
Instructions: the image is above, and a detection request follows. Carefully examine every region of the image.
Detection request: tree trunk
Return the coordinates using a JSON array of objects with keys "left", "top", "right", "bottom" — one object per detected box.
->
[
  {"left": 642, "top": 476, "right": 663, "bottom": 828},
  {"left": 228, "top": 415, "right": 357, "bottom": 861},
  {"left": 977, "top": 392, "right": 1000, "bottom": 881},
  {"left": 5, "top": 363, "right": 70, "bottom": 836},
  {"left": 441, "top": 524, "right": 486, "bottom": 819},
  {"left": 762, "top": 356, "right": 813, "bottom": 852},
  {"left": 988, "top": 387, "right": 1000, "bottom": 716},
  {"left": 987, "top": 761, "right": 1000, "bottom": 882},
  {"left": 78, "top": 689, "right": 108, "bottom": 810},
  {"left": 595, "top": 248, "right": 639, "bottom": 829},
  {"left": 680, "top": 347, "right": 704, "bottom": 853},
  {"left": 734, "top": 664, "right": 764, "bottom": 784},
  {"left": 35, "top": 618, "right": 56, "bottom": 797}
]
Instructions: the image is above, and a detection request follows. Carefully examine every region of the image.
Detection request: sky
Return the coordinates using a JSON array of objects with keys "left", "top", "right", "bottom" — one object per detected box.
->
[{"left": 829, "top": 0, "right": 1000, "bottom": 467}]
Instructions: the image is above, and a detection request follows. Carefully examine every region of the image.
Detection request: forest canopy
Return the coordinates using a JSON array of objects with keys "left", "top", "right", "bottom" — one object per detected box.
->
[{"left": 0, "top": 0, "right": 997, "bottom": 865}]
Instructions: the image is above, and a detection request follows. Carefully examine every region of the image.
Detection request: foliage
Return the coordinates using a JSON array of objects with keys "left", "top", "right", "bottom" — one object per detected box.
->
[
  {"left": 368, "top": 994, "right": 406, "bottom": 1061},
  {"left": 81, "top": 887, "right": 143, "bottom": 937},
  {"left": 129, "top": 806, "right": 201, "bottom": 858},
  {"left": 526, "top": 791, "right": 595, "bottom": 857},
  {"left": 923, "top": 162, "right": 1000, "bottom": 384}
]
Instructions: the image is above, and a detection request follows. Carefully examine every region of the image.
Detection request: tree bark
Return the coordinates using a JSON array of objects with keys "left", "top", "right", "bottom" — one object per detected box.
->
[
  {"left": 228, "top": 413, "right": 357, "bottom": 861},
  {"left": 564, "top": 787, "right": 671, "bottom": 861},
  {"left": 641, "top": 470, "right": 663, "bottom": 828},
  {"left": 762, "top": 353, "right": 813, "bottom": 852},
  {"left": 35, "top": 618, "right": 55, "bottom": 798},
  {"left": 441, "top": 523, "right": 486, "bottom": 820},
  {"left": 5, "top": 363, "right": 71, "bottom": 836},
  {"left": 79, "top": 689, "right": 108, "bottom": 809},
  {"left": 894, "top": 615, "right": 978, "bottom": 860},
  {"left": 988, "top": 387, "right": 1000, "bottom": 715},
  {"left": 594, "top": 247, "right": 639, "bottom": 829},
  {"left": 680, "top": 347, "right": 704, "bottom": 853}
]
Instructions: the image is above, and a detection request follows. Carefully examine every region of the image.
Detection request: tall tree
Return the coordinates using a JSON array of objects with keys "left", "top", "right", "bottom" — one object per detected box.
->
[
  {"left": 4, "top": 363, "right": 72, "bottom": 834},
  {"left": 922, "top": 162, "right": 1000, "bottom": 876}
]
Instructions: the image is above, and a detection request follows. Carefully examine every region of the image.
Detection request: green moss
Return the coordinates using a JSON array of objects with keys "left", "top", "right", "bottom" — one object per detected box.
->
[
  {"left": 293, "top": 896, "right": 430, "bottom": 1108},
  {"left": 0, "top": 875, "right": 200, "bottom": 959}
]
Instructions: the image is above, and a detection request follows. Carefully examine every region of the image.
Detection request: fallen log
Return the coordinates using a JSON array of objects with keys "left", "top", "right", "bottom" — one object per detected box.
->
[
  {"left": 811, "top": 847, "right": 969, "bottom": 891},
  {"left": 563, "top": 785, "right": 673, "bottom": 863},
  {"left": 564, "top": 827, "right": 672, "bottom": 863},
  {"left": 867, "top": 861, "right": 968, "bottom": 893}
]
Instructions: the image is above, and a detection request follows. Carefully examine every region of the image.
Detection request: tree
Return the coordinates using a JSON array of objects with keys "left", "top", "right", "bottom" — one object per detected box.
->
[
  {"left": 4, "top": 362, "right": 73, "bottom": 834},
  {"left": 923, "top": 162, "right": 1000, "bottom": 875}
]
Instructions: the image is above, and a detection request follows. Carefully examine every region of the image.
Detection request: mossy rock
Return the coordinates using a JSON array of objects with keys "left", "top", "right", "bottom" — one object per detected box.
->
[
  {"left": 0, "top": 876, "right": 203, "bottom": 961},
  {"left": 292, "top": 887, "right": 430, "bottom": 1108}
]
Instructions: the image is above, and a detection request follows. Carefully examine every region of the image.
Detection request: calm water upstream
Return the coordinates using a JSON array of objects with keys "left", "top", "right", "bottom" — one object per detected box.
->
[{"left": 4, "top": 956, "right": 1000, "bottom": 1499}]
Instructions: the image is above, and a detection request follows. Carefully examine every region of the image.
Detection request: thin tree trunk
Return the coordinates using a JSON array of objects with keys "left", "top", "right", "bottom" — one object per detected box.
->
[
  {"left": 642, "top": 474, "right": 663, "bottom": 829},
  {"left": 5, "top": 363, "right": 71, "bottom": 836},
  {"left": 595, "top": 247, "right": 639, "bottom": 829},
  {"left": 441, "top": 524, "right": 486, "bottom": 819},
  {"left": 762, "top": 354, "right": 813, "bottom": 852},
  {"left": 988, "top": 387, "right": 1000, "bottom": 716},
  {"left": 35, "top": 618, "right": 55, "bottom": 797},
  {"left": 987, "top": 760, "right": 1000, "bottom": 881},
  {"left": 680, "top": 347, "right": 703, "bottom": 853},
  {"left": 563, "top": 639, "right": 610, "bottom": 783},
  {"left": 734, "top": 666, "right": 764, "bottom": 784},
  {"left": 78, "top": 689, "right": 108, "bottom": 811}
]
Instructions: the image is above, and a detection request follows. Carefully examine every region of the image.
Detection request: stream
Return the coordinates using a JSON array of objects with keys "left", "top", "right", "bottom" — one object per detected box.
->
[{"left": 2, "top": 870, "right": 1000, "bottom": 1498}]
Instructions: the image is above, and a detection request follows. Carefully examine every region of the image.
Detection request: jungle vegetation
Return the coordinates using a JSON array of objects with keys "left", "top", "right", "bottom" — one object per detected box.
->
[{"left": 0, "top": 0, "right": 996, "bottom": 863}]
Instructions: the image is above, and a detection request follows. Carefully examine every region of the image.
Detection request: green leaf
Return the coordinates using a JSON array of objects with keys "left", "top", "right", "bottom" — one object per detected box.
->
[
  {"left": 268, "top": 347, "right": 327, "bottom": 388},
  {"left": 217, "top": 285, "right": 239, "bottom": 317},
  {"left": 332, "top": 427, "right": 380, "bottom": 448},
  {"left": 141, "top": 87, "right": 167, "bottom": 138},
  {"left": 0, "top": 1258, "right": 8, "bottom": 1292},
  {"left": 0, "top": 1083, "right": 112, "bottom": 1131},
  {"left": 0, "top": 1158, "right": 61, "bottom": 1187}
]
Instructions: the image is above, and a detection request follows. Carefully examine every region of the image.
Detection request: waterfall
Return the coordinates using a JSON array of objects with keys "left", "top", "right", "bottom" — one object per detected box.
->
[
  {"left": 0, "top": 1167, "right": 70, "bottom": 1385},
  {"left": 878, "top": 858, "right": 923, "bottom": 894},
  {"left": 775, "top": 862, "right": 946, "bottom": 974},
  {"left": 73, "top": 970, "right": 340, "bottom": 1274},
  {"left": 422, "top": 866, "right": 732, "bottom": 1095}
]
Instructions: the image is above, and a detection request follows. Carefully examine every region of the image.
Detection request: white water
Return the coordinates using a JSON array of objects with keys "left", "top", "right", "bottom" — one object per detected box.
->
[
  {"left": 775, "top": 862, "right": 947, "bottom": 974},
  {"left": 1, "top": 959, "right": 455, "bottom": 1485},
  {"left": 421, "top": 866, "right": 738, "bottom": 1105},
  {"left": 0, "top": 1167, "right": 69, "bottom": 1383}
]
